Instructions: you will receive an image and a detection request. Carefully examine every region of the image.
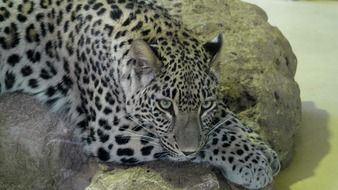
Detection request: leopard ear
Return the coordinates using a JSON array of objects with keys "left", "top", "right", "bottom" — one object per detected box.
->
[
  {"left": 203, "top": 34, "right": 223, "bottom": 79},
  {"left": 203, "top": 33, "right": 223, "bottom": 62},
  {"left": 130, "top": 40, "right": 161, "bottom": 75},
  {"left": 121, "top": 40, "right": 160, "bottom": 100}
]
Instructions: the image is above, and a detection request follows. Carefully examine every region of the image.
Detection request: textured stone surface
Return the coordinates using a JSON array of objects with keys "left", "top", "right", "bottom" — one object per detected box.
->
[
  {"left": 86, "top": 164, "right": 220, "bottom": 190},
  {"left": 0, "top": 0, "right": 300, "bottom": 190},
  {"left": 0, "top": 94, "right": 96, "bottom": 190}
]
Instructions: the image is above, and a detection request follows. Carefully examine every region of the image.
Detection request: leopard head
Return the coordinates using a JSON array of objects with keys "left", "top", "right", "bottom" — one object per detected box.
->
[{"left": 122, "top": 34, "right": 222, "bottom": 160}]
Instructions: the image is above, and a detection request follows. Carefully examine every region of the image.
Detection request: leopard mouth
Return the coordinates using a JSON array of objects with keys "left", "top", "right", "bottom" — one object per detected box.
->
[
  {"left": 158, "top": 139, "right": 188, "bottom": 160},
  {"left": 167, "top": 153, "right": 195, "bottom": 162},
  {"left": 159, "top": 139, "right": 205, "bottom": 162}
]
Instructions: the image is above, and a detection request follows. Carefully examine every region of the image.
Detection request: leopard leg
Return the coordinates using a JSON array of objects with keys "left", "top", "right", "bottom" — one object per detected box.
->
[
  {"left": 194, "top": 113, "right": 280, "bottom": 189},
  {"left": 222, "top": 110, "right": 281, "bottom": 175}
]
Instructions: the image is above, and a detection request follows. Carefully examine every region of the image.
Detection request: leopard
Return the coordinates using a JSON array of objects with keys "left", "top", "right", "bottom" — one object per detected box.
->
[{"left": 0, "top": 0, "right": 280, "bottom": 189}]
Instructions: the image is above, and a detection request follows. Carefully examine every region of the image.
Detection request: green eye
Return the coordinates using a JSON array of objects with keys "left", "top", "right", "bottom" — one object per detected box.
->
[
  {"left": 159, "top": 99, "right": 172, "bottom": 110},
  {"left": 202, "top": 100, "right": 214, "bottom": 110}
]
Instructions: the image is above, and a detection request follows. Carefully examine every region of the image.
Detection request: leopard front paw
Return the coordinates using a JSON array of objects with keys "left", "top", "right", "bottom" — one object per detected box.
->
[
  {"left": 256, "top": 144, "right": 281, "bottom": 177},
  {"left": 201, "top": 130, "right": 280, "bottom": 189},
  {"left": 214, "top": 155, "right": 273, "bottom": 189}
]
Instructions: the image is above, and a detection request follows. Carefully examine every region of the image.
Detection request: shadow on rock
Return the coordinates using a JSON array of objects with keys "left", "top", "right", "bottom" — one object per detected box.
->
[{"left": 275, "top": 101, "right": 330, "bottom": 189}]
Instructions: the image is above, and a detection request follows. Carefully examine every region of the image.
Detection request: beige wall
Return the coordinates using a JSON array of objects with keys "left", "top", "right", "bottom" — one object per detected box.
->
[{"left": 243, "top": 0, "right": 338, "bottom": 190}]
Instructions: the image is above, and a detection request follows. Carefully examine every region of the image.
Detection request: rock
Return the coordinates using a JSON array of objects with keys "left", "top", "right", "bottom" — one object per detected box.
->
[
  {"left": 0, "top": 94, "right": 97, "bottom": 190},
  {"left": 0, "top": 0, "right": 300, "bottom": 190},
  {"left": 86, "top": 167, "right": 176, "bottom": 190},
  {"left": 86, "top": 164, "right": 220, "bottom": 190}
]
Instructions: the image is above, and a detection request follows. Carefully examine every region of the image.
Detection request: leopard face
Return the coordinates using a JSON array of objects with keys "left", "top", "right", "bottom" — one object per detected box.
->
[{"left": 124, "top": 34, "right": 223, "bottom": 160}]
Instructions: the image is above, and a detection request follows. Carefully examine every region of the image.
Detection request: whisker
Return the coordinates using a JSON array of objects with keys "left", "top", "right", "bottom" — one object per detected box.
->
[
  {"left": 127, "top": 136, "right": 162, "bottom": 147},
  {"left": 121, "top": 129, "right": 162, "bottom": 147},
  {"left": 46, "top": 139, "right": 82, "bottom": 146},
  {"left": 154, "top": 152, "right": 170, "bottom": 159},
  {"left": 123, "top": 129, "right": 159, "bottom": 141},
  {"left": 127, "top": 115, "right": 158, "bottom": 136},
  {"left": 207, "top": 117, "right": 233, "bottom": 136}
]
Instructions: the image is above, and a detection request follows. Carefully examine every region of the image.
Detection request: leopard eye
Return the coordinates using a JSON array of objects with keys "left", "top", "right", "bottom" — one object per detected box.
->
[
  {"left": 201, "top": 100, "right": 214, "bottom": 111},
  {"left": 158, "top": 99, "right": 172, "bottom": 110}
]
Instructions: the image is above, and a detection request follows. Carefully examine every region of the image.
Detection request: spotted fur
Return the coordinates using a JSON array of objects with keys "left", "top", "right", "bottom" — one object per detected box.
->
[{"left": 0, "top": 0, "right": 280, "bottom": 189}]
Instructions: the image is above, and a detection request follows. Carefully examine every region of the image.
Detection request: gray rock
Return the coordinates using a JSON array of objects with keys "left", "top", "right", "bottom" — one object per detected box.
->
[
  {"left": 0, "top": 94, "right": 96, "bottom": 190},
  {"left": 0, "top": 0, "right": 300, "bottom": 190}
]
